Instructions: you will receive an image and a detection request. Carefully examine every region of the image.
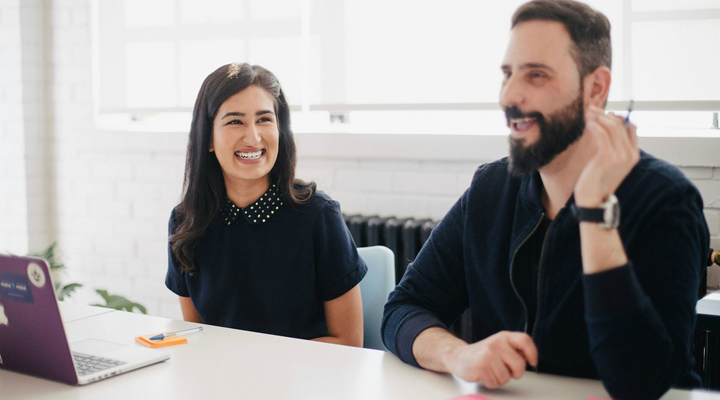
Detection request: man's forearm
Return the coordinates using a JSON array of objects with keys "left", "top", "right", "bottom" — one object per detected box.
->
[
  {"left": 412, "top": 327, "right": 467, "bottom": 372},
  {"left": 579, "top": 223, "right": 627, "bottom": 274}
]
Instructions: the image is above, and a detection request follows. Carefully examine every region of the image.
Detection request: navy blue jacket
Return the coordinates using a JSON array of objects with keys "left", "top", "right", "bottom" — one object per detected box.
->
[{"left": 382, "top": 151, "right": 708, "bottom": 400}]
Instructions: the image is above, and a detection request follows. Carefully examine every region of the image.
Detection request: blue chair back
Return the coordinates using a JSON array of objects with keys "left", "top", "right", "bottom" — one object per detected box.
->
[{"left": 357, "top": 246, "right": 395, "bottom": 351}]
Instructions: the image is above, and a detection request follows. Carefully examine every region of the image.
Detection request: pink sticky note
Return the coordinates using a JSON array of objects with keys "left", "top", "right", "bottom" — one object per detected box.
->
[{"left": 448, "top": 396, "right": 494, "bottom": 400}]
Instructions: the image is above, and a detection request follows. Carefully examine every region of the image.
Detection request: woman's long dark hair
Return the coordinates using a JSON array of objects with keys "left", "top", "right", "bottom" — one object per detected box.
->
[{"left": 170, "top": 63, "right": 316, "bottom": 273}]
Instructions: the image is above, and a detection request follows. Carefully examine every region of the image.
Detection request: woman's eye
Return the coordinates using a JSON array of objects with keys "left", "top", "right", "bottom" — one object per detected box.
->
[
  {"left": 227, "top": 119, "right": 242, "bottom": 125},
  {"left": 258, "top": 117, "right": 272, "bottom": 123}
]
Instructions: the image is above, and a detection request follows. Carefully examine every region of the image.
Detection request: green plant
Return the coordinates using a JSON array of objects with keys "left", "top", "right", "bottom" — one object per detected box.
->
[
  {"left": 93, "top": 289, "right": 147, "bottom": 314},
  {"left": 29, "top": 242, "right": 147, "bottom": 314},
  {"left": 29, "top": 242, "right": 82, "bottom": 301}
]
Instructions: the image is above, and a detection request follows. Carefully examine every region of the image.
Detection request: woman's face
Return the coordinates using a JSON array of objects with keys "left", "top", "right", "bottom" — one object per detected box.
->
[{"left": 210, "top": 85, "right": 280, "bottom": 188}]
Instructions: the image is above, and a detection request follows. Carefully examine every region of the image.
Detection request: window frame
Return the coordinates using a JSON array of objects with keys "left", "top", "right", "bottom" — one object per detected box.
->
[{"left": 91, "top": 0, "right": 720, "bottom": 150}]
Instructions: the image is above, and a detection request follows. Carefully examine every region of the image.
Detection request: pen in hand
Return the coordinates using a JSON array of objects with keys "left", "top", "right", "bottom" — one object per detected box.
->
[
  {"left": 150, "top": 326, "right": 203, "bottom": 341},
  {"left": 624, "top": 100, "right": 634, "bottom": 126}
]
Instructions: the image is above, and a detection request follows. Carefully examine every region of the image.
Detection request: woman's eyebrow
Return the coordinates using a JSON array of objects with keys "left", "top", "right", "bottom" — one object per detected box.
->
[
  {"left": 221, "top": 111, "right": 245, "bottom": 120},
  {"left": 221, "top": 110, "right": 275, "bottom": 119}
]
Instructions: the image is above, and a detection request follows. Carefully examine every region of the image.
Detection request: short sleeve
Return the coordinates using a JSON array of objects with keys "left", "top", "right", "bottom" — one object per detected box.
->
[
  {"left": 313, "top": 200, "right": 367, "bottom": 301},
  {"left": 165, "top": 209, "right": 190, "bottom": 297}
]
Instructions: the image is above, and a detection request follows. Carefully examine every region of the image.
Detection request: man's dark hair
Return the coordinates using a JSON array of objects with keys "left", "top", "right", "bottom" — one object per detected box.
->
[{"left": 512, "top": 0, "right": 611, "bottom": 77}]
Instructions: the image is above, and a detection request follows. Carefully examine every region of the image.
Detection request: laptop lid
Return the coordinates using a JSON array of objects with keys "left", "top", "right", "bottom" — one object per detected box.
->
[{"left": 0, "top": 254, "right": 78, "bottom": 385}]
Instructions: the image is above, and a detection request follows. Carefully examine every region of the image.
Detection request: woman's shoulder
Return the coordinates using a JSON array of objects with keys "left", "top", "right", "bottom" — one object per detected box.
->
[
  {"left": 310, "top": 189, "right": 334, "bottom": 204},
  {"left": 292, "top": 190, "right": 338, "bottom": 213},
  {"left": 168, "top": 205, "right": 183, "bottom": 233}
]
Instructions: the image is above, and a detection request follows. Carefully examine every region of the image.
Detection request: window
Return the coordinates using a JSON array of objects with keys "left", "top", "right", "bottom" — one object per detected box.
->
[{"left": 92, "top": 0, "right": 720, "bottom": 136}]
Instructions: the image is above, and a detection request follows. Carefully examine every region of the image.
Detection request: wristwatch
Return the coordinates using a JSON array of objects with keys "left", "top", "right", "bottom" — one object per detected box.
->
[{"left": 571, "top": 194, "right": 620, "bottom": 229}]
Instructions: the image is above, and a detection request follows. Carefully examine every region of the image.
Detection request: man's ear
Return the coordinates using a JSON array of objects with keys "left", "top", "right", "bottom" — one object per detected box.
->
[{"left": 583, "top": 66, "right": 611, "bottom": 108}]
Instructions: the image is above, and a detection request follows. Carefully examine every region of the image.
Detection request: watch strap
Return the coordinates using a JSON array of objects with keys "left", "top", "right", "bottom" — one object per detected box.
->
[
  {"left": 570, "top": 194, "right": 620, "bottom": 229},
  {"left": 570, "top": 205, "right": 605, "bottom": 223}
]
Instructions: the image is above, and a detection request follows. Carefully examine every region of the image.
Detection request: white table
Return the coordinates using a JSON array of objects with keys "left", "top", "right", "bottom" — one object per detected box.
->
[
  {"left": 58, "top": 301, "right": 116, "bottom": 323},
  {"left": 2, "top": 309, "right": 720, "bottom": 400}
]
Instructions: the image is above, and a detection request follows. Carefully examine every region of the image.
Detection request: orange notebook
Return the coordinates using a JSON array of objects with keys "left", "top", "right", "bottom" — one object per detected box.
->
[{"left": 135, "top": 333, "right": 187, "bottom": 348}]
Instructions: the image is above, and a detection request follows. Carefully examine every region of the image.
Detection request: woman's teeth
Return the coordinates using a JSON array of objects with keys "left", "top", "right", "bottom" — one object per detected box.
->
[{"left": 235, "top": 150, "right": 264, "bottom": 160}]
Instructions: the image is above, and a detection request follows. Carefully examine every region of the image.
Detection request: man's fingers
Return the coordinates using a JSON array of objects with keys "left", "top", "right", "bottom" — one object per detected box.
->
[
  {"left": 479, "top": 366, "right": 499, "bottom": 388},
  {"left": 587, "top": 119, "right": 612, "bottom": 158},
  {"left": 490, "top": 358, "right": 512, "bottom": 387},
  {"left": 593, "top": 114, "right": 628, "bottom": 153},
  {"left": 628, "top": 123, "right": 639, "bottom": 150},
  {"left": 501, "top": 349, "right": 528, "bottom": 379},
  {"left": 506, "top": 332, "right": 538, "bottom": 367}
]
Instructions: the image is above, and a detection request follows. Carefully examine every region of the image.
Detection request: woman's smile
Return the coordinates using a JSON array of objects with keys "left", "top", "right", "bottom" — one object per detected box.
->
[{"left": 235, "top": 148, "right": 266, "bottom": 163}]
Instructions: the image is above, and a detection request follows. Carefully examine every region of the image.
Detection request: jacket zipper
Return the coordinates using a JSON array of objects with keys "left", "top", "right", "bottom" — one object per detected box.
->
[
  {"left": 528, "top": 217, "right": 556, "bottom": 372},
  {"left": 508, "top": 213, "right": 545, "bottom": 336}
]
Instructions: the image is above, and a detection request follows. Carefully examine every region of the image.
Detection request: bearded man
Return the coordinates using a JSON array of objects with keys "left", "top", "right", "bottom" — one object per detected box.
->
[{"left": 381, "top": 1, "right": 709, "bottom": 399}]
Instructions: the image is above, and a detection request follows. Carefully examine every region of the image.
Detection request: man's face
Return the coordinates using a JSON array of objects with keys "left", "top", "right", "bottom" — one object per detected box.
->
[{"left": 499, "top": 20, "right": 586, "bottom": 176}]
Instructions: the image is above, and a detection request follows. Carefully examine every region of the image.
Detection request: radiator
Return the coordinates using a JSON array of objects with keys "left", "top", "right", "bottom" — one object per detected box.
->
[
  {"left": 343, "top": 214, "right": 474, "bottom": 342},
  {"left": 342, "top": 214, "right": 437, "bottom": 284}
]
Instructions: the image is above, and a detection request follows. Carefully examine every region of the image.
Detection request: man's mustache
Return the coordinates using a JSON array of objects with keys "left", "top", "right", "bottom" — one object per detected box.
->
[{"left": 504, "top": 106, "right": 545, "bottom": 127}]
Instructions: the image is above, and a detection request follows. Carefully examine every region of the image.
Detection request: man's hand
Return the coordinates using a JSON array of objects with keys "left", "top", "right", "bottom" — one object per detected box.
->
[
  {"left": 441, "top": 331, "right": 538, "bottom": 389},
  {"left": 574, "top": 105, "right": 639, "bottom": 207}
]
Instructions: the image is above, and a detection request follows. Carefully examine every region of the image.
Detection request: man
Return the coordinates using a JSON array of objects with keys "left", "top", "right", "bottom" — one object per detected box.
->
[{"left": 381, "top": 1, "right": 709, "bottom": 399}]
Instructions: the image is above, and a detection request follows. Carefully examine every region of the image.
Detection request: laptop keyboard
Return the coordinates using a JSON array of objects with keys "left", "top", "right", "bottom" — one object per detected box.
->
[{"left": 72, "top": 352, "right": 127, "bottom": 377}]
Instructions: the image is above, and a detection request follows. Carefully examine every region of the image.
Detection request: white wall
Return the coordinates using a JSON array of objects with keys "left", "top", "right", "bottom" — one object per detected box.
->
[
  {"left": 0, "top": 0, "right": 29, "bottom": 255},
  {"left": 0, "top": 0, "right": 50, "bottom": 255},
  {"left": 2, "top": 0, "right": 720, "bottom": 320}
]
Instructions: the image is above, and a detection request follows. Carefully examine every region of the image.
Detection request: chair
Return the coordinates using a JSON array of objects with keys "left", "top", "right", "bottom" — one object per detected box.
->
[{"left": 357, "top": 246, "right": 396, "bottom": 351}]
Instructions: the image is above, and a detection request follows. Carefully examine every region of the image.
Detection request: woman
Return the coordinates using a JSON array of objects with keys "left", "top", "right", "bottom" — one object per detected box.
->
[{"left": 166, "top": 63, "right": 366, "bottom": 347}]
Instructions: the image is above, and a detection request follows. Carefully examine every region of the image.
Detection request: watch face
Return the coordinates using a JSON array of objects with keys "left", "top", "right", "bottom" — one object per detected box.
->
[{"left": 602, "top": 194, "right": 620, "bottom": 229}]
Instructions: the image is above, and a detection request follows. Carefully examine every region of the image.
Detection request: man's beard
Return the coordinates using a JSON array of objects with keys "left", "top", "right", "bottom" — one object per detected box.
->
[{"left": 506, "top": 93, "right": 586, "bottom": 177}]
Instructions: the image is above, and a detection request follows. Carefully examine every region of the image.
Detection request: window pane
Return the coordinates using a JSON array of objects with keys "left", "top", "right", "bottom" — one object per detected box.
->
[
  {"left": 125, "top": 42, "right": 177, "bottom": 108},
  {"left": 124, "top": 0, "right": 175, "bottom": 28},
  {"left": 250, "top": 0, "right": 301, "bottom": 21},
  {"left": 179, "top": 0, "right": 244, "bottom": 25},
  {"left": 249, "top": 37, "right": 304, "bottom": 104},
  {"left": 632, "top": 0, "right": 720, "bottom": 12},
  {"left": 631, "top": 111, "right": 716, "bottom": 129},
  {"left": 178, "top": 40, "right": 246, "bottom": 107},
  {"left": 340, "top": 0, "right": 527, "bottom": 104},
  {"left": 632, "top": 19, "right": 720, "bottom": 100}
]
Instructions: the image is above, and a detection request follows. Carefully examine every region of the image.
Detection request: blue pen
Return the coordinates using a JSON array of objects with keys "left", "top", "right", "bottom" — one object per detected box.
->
[
  {"left": 150, "top": 326, "right": 203, "bottom": 341},
  {"left": 624, "top": 100, "right": 634, "bottom": 126}
]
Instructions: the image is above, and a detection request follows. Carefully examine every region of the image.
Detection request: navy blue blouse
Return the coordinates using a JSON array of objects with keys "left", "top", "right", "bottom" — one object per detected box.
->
[{"left": 166, "top": 187, "right": 367, "bottom": 340}]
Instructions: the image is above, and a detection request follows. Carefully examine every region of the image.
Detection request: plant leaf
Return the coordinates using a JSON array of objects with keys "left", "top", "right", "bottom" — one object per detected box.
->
[
  {"left": 57, "top": 283, "right": 83, "bottom": 301},
  {"left": 28, "top": 242, "right": 65, "bottom": 271},
  {"left": 93, "top": 289, "right": 147, "bottom": 314}
]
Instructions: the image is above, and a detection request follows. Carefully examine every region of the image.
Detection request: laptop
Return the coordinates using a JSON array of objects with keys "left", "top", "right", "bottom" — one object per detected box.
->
[{"left": 0, "top": 254, "right": 170, "bottom": 385}]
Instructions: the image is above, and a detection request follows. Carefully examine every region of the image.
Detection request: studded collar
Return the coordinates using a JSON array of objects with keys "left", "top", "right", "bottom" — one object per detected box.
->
[{"left": 221, "top": 184, "right": 284, "bottom": 226}]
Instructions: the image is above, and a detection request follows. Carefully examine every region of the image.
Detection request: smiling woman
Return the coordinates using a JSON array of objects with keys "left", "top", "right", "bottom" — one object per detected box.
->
[{"left": 165, "top": 63, "right": 367, "bottom": 347}]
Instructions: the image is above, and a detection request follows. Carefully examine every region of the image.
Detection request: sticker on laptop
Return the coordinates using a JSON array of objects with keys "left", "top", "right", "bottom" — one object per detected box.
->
[
  {"left": 27, "top": 262, "right": 46, "bottom": 288},
  {"left": 0, "top": 303, "right": 7, "bottom": 326},
  {"left": 0, "top": 273, "right": 35, "bottom": 304}
]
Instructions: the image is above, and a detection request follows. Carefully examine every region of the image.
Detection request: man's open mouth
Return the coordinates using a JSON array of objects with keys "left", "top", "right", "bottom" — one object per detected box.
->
[{"left": 510, "top": 117, "right": 537, "bottom": 131}]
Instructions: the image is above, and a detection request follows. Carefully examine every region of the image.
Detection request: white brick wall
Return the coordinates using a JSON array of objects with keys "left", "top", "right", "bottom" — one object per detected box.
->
[{"left": 3, "top": 0, "right": 720, "bottom": 322}]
